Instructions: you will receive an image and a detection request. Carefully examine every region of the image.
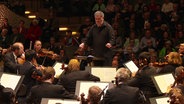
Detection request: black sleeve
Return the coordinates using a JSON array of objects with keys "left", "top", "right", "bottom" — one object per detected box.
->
[
  {"left": 58, "top": 85, "right": 78, "bottom": 99},
  {"left": 87, "top": 72, "right": 100, "bottom": 81},
  {"left": 101, "top": 89, "right": 112, "bottom": 104}
]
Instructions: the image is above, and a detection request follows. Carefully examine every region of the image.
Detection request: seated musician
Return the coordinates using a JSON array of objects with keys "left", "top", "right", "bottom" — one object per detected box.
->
[
  {"left": 127, "top": 52, "right": 158, "bottom": 104},
  {"left": 26, "top": 66, "right": 77, "bottom": 104},
  {"left": 3, "top": 42, "right": 24, "bottom": 74},
  {"left": 34, "top": 40, "right": 58, "bottom": 66},
  {"left": 101, "top": 67, "right": 146, "bottom": 104},
  {"left": 0, "top": 85, "right": 16, "bottom": 104},
  {"left": 178, "top": 43, "right": 184, "bottom": 66},
  {"left": 168, "top": 66, "right": 184, "bottom": 104},
  {"left": 81, "top": 86, "right": 102, "bottom": 104},
  {"left": 34, "top": 40, "right": 44, "bottom": 65},
  {"left": 18, "top": 50, "right": 42, "bottom": 99},
  {"left": 57, "top": 59, "right": 100, "bottom": 94},
  {"left": 158, "top": 52, "right": 182, "bottom": 74}
]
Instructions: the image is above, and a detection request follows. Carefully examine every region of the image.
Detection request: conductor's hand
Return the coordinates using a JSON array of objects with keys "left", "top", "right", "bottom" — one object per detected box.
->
[
  {"left": 106, "top": 43, "right": 112, "bottom": 48},
  {"left": 79, "top": 43, "right": 85, "bottom": 49}
]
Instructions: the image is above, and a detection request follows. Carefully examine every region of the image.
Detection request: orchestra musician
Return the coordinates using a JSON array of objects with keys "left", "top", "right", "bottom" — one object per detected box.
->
[
  {"left": 26, "top": 66, "right": 77, "bottom": 104},
  {"left": 17, "top": 50, "right": 42, "bottom": 103},
  {"left": 3, "top": 42, "right": 24, "bottom": 74},
  {"left": 57, "top": 59, "right": 100, "bottom": 94},
  {"left": 127, "top": 52, "right": 158, "bottom": 104},
  {"left": 167, "top": 66, "right": 184, "bottom": 104},
  {"left": 101, "top": 67, "right": 146, "bottom": 104},
  {"left": 34, "top": 40, "right": 58, "bottom": 66},
  {"left": 80, "top": 86, "right": 102, "bottom": 104},
  {"left": 178, "top": 43, "right": 184, "bottom": 66},
  {"left": 158, "top": 52, "right": 182, "bottom": 74}
]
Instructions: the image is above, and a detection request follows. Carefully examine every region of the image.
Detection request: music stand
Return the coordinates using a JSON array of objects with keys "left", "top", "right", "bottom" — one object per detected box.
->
[
  {"left": 76, "top": 55, "right": 104, "bottom": 66},
  {"left": 149, "top": 96, "right": 170, "bottom": 104},
  {"left": 86, "top": 66, "right": 117, "bottom": 82},
  {"left": 75, "top": 81, "right": 113, "bottom": 100},
  {"left": 41, "top": 98, "right": 80, "bottom": 104},
  {"left": 151, "top": 73, "right": 175, "bottom": 94},
  {"left": 0, "top": 72, "right": 24, "bottom": 94}
]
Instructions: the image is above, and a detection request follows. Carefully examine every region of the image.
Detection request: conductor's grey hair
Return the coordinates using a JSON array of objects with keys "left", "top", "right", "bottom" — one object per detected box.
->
[{"left": 94, "top": 11, "right": 104, "bottom": 18}]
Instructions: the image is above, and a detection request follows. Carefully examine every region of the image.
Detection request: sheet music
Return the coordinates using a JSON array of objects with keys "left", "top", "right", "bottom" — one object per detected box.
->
[
  {"left": 0, "top": 73, "right": 21, "bottom": 90},
  {"left": 47, "top": 99, "right": 80, "bottom": 104},
  {"left": 41, "top": 98, "right": 80, "bottom": 104},
  {"left": 153, "top": 73, "right": 175, "bottom": 93},
  {"left": 91, "top": 67, "right": 116, "bottom": 82},
  {"left": 124, "top": 60, "right": 139, "bottom": 73},
  {"left": 53, "top": 62, "right": 67, "bottom": 78},
  {"left": 75, "top": 81, "right": 111, "bottom": 99},
  {"left": 155, "top": 97, "right": 169, "bottom": 104}
]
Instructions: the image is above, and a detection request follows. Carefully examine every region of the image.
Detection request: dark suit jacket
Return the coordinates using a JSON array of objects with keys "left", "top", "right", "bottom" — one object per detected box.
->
[
  {"left": 128, "top": 66, "right": 158, "bottom": 103},
  {"left": 57, "top": 70, "right": 100, "bottom": 94},
  {"left": 18, "top": 61, "right": 42, "bottom": 96},
  {"left": 158, "top": 64, "right": 179, "bottom": 74},
  {"left": 26, "top": 82, "right": 76, "bottom": 104},
  {"left": 101, "top": 84, "right": 144, "bottom": 104},
  {"left": 3, "top": 52, "right": 22, "bottom": 74}
]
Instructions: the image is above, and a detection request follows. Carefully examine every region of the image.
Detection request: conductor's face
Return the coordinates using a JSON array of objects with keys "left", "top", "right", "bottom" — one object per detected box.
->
[{"left": 95, "top": 15, "right": 104, "bottom": 27}]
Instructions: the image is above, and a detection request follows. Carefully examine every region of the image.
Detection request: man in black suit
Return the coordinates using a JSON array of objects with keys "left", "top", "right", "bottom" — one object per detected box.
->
[
  {"left": 26, "top": 66, "right": 77, "bottom": 104},
  {"left": 128, "top": 52, "right": 158, "bottom": 104},
  {"left": 3, "top": 42, "right": 24, "bottom": 74},
  {"left": 18, "top": 50, "right": 42, "bottom": 97},
  {"left": 57, "top": 59, "right": 100, "bottom": 94},
  {"left": 101, "top": 67, "right": 146, "bottom": 104}
]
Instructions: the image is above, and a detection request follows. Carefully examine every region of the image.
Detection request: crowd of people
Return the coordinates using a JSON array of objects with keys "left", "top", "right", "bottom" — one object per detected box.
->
[{"left": 0, "top": 0, "right": 184, "bottom": 104}]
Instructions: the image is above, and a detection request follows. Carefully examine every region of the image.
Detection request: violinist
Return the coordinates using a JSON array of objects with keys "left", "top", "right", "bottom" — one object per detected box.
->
[
  {"left": 178, "top": 43, "right": 184, "bottom": 66},
  {"left": 167, "top": 66, "right": 184, "bottom": 104},
  {"left": 26, "top": 66, "right": 78, "bottom": 104},
  {"left": 101, "top": 67, "right": 146, "bottom": 104},
  {"left": 3, "top": 42, "right": 24, "bottom": 74},
  {"left": 127, "top": 52, "right": 158, "bottom": 104},
  {"left": 158, "top": 52, "right": 182, "bottom": 74},
  {"left": 80, "top": 86, "right": 102, "bottom": 104},
  {"left": 17, "top": 50, "right": 42, "bottom": 103},
  {"left": 34, "top": 40, "right": 58, "bottom": 66},
  {"left": 33, "top": 40, "right": 43, "bottom": 65}
]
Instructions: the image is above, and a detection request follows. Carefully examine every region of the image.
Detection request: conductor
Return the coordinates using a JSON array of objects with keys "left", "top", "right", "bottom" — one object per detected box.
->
[{"left": 79, "top": 11, "right": 115, "bottom": 66}]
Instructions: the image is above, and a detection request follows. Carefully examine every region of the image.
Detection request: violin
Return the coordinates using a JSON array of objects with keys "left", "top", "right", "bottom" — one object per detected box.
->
[
  {"left": 31, "top": 65, "right": 44, "bottom": 81},
  {"left": 37, "top": 48, "right": 58, "bottom": 59},
  {"left": 152, "top": 61, "right": 168, "bottom": 67},
  {"left": 17, "top": 54, "right": 25, "bottom": 64}
]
